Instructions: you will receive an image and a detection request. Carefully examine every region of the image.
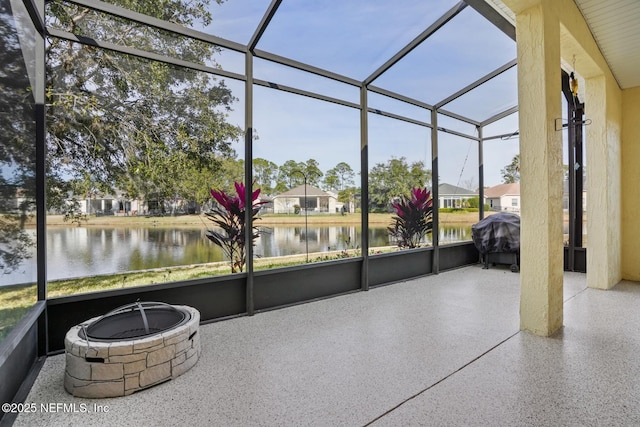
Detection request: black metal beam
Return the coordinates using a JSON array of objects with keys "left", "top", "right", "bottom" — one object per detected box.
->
[
  {"left": 574, "top": 103, "right": 584, "bottom": 248},
  {"left": 364, "top": 1, "right": 467, "bottom": 85},
  {"left": 47, "top": 28, "right": 247, "bottom": 82},
  {"left": 431, "top": 109, "right": 440, "bottom": 274},
  {"left": 562, "top": 70, "right": 576, "bottom": 272},
  {"left": 244, "top": 51, "right": 255, "bottom": 316},
  {"left": 482, "top": 131, "right": 519, "bottom": 141},
  {"left": 35, "top": 0, "right": 47, "bottom": 306},
  {"left": 437, "top": 126, "right": 481, "bottom": 142},
  {"left": 67, "top": 0, "right": 247, "bottom": 53},
  {"left": 464, "top": 0, "right": 516, "bottom": 41},
  {"left": 561, "top": 69, "right": 585, "bottom": 271},
  {"left": 253, "top": 49, "right": 361, "bottom": 87},
  {"left": 253, "top": 78, "right": 360, "bottom": 110},
  {"left": 435, "top": 59, "right": 517, "bottom": 109},
  {"left": 437, "top": 108, "right": 481, "bottom": 127},
  {"left": 35, "top": 0, "right": 48, "bottom": 357},
  {"left": 248, "top": 0, "right": 282, "bottom": 52},
  {"left": 478, "top": 126, "right": 485, "bottom": 219},
  {"left": 367, "top": 85, "right": 434, "bottom": 111},
  {"left": 23, "top": 0, "right": 45, "bottom": 35},
  {"left": 480, "top": 105, "right": 519, "bottom": 127},
  {"left": 360, "top": 85, "right": 369, "bottom": 291},
  {"left": 367, "top": 108, "right": 432, "bottom": 129}
]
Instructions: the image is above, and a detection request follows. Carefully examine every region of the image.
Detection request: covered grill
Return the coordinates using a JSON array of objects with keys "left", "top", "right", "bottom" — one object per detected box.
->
[{"left": 471, "top": 212, "right": 520, "bottom": 272}]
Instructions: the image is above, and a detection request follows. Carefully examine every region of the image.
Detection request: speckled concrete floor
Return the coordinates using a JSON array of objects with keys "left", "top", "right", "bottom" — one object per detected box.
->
[{"left": 12, "top": 265, "right": 640, "bottom": 426}]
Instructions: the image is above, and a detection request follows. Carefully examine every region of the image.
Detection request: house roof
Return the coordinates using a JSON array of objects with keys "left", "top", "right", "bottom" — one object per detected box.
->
[
  {"left": 274, "top": 184, "right": 334, "bottom": 198},
  {"left": 438, "top": 183, "right": 477, "bottom": 196},
  {"left": 484, "top": 182, "right": 520, "bottom": 198}
]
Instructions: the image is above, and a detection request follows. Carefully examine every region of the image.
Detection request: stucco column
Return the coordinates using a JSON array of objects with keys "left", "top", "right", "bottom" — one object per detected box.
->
[
  {"left": 512, "top": 1, "right": 564, "bottom": 335},
  {"left": 585, "top": 75, "right": 622, "bottom": 288},
  {"left": 621, "top": 87, "right": 640, "bottom": 281}
]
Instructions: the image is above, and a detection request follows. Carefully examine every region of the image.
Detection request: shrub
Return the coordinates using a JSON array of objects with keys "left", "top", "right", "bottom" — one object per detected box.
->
[
  {"left": 205, "top": 182, "right": 265, "bottom": 273},
  {"left": 387, "top": 187, "right": 433, "bottom": 248}
]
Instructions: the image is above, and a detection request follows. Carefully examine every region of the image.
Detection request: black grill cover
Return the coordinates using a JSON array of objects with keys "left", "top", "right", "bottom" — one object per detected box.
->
[{"left": 471, "top": 212, "right": 520, "bottom": 255}]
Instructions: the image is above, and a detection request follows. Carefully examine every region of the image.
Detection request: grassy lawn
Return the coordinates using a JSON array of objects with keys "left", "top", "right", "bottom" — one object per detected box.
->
[{"left": 0, "top": 283, "right": 36, "bottom": 342}]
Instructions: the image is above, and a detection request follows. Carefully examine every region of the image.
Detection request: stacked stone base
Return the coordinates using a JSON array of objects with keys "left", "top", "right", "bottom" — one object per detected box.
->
[{"left": 64, "top": 305, "right": 200, "bottom": 398}]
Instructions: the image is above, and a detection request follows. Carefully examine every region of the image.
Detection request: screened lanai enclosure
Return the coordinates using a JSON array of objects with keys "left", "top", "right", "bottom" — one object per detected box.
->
[{"left": 1, "top": 0, "right": 588, "bottom": 413}]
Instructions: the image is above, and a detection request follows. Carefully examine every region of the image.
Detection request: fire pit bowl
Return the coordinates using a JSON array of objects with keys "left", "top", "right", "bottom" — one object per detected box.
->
[{"left": 64, "top": 302, "right": 200, "bottom": 398}]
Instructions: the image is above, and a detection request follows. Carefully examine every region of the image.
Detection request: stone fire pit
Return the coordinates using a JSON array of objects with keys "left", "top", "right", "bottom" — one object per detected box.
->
[{"left": 64, "top": 302, "right": 200, "bottom": 398}]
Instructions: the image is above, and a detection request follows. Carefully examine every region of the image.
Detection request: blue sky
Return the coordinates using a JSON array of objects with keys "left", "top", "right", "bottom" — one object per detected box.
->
[{"left": 196, "top": 0, "right": 521, "bottom": 188}]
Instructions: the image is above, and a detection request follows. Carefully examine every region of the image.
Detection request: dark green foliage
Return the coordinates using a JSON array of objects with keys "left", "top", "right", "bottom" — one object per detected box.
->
[
  {"left": 45, "top": 0, "right": 243, "bottom": 208},
  {"left": 369, "top": 157, "right": 432, "bottom": 211},
  {"left": 501, "top": 154, "right": 520, "bottom": 183}
]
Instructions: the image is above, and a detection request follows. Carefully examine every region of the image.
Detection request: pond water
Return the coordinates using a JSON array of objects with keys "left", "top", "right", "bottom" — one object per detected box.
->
[{"left": 1, "top": 224, "right": 472, "bottom": 286}]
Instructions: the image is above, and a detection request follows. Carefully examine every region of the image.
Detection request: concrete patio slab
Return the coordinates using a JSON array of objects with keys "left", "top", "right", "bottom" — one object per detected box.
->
[{"left": 15, "top": 265, "right": 629, "bottom": 427}]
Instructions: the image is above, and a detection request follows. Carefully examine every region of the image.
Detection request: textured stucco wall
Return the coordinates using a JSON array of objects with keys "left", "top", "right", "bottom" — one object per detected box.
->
[
  {"left": 513, "top": 3, "right": 564, "bottom": 336},
  {"left": 585, "top": 76, "right": 622, "bottom": 290},
  {"left": 621, "top": 87, "right": 640, "bottom": 280},
  {"left": 504, "top": 0, "right": 624, "bottom": 334}
]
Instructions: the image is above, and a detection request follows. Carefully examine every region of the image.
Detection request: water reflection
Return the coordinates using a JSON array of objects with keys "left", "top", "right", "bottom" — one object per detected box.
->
[
  {"left": 1, "top": 224, "right": 472, "bottom": 285},
  {"left": 257, "top": 226, "right": 362, "bottom": 257},
  {"left": 438, "top": 225, "right": 472, "bottom": 244},
  {"left": 45, "top": 227, "right": 222, "bottom": 281}
]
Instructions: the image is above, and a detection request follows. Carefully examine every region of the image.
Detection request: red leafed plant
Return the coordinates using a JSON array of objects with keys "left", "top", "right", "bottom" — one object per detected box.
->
[
  {"left": 387, "top": 187, "right": 433, "bottom": 249},
  {"left": 205, "top": 182, "right": 265, "bottom": 273}
]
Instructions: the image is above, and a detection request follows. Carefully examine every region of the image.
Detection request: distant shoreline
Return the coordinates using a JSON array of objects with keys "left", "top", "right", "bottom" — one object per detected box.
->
[{"left": 40, "top": 211, "right": 488, "bottom": 227}]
